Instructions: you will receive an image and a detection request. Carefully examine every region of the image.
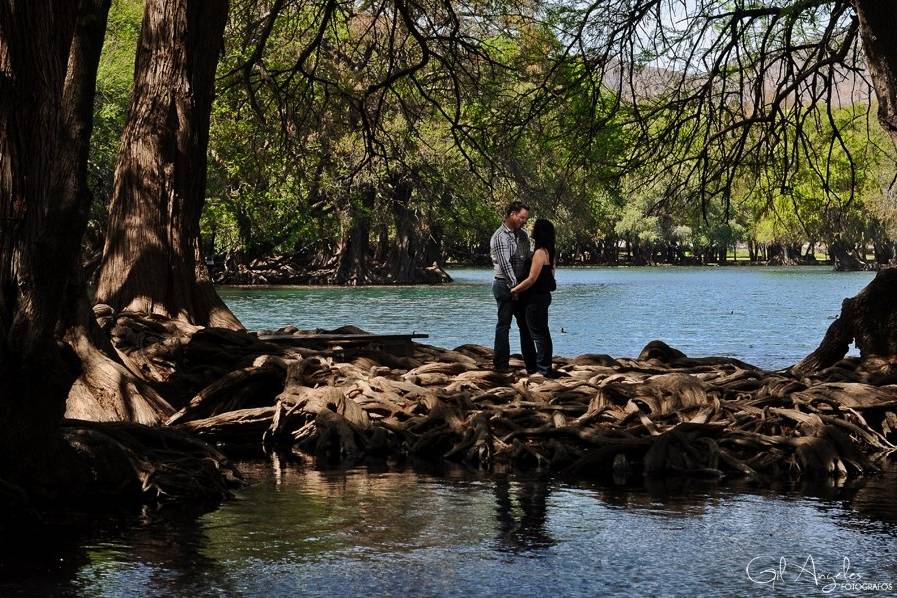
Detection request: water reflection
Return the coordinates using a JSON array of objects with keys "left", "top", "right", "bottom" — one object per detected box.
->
[
  {"left": 1, "top": 458, "right": 896, "bottom": 596},
  {"left": 493, "top": 475, "right": 555, "bottom": 553}
]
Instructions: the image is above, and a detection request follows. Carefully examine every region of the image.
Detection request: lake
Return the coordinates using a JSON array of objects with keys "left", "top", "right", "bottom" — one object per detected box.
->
[
  {"left": 220, "top": 266, "right": 876, "bottom": 370},
  {"left": 4, "top": 267, "right": 896, "bottom": 597}
]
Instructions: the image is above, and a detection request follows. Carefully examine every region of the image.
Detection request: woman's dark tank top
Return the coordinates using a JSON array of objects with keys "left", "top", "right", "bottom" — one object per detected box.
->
[{"left": 524, "top": 257, "right": 555, "bottom": 295}]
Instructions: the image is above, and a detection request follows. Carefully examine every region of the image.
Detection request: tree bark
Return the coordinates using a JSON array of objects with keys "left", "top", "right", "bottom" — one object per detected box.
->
[
  {"left": 0, "top": 1, "right": 81, "bottom": 476},
  {"left": 425, "top": 219, "right": 444, "bottom": 267},
  {"left": 829, "top": 238, "right": 868, "bottom": 272},
  {"left": 767, "top": 242, "right": 802, "bottom": 266},
  {"left": 854, "top": 1, "right": 897, "bottom": 147},
  {"left": 95, "top": 0, "right": 241, "bottom": 330},
  {"left": 873, "top": 241, "right": 896, "bottom": 267},
  {"left": 336, "top": 185, "right": 374, "bottom": 285},
  {"left": 375, "top": 221, "right": 390, "bottom": 263},
  {"left": 50, "top": 0, "right": 172, "bottom": 424},
  {"left": 794, "top": 268, "right": 897, "bottom": 374},
  {"left": 388, "top": 176, "right": 425, "bottom": 283}
]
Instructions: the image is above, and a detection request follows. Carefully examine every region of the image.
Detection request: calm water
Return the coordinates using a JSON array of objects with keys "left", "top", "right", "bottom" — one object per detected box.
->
[
  {"left": 4, "top": 461, "right": 897, "bottom": 596},
  {"left": 220, "top": 266, "right": 875, "bottom": 370},
  {"left": 4, "top": 267, "right": 896, "bottom": 597}
]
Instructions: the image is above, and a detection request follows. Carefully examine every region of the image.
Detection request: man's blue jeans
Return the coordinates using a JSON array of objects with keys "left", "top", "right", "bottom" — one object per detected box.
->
[{"left": 492, "top": 279, "right": 537, "bottom": 371}]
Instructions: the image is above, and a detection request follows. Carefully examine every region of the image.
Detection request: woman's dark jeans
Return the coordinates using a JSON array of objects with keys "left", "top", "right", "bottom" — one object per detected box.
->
[{"left": 524, "top": 291, "right": 553, "bottom": 374}]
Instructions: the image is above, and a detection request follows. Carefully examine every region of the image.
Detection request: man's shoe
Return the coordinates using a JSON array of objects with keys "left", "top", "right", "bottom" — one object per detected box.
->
[
  {"left": 544, "top": 369, "right": 567, "bottom": 379},
  {"left": 493, "top": 366, "right": 513, "bottom": 373}
]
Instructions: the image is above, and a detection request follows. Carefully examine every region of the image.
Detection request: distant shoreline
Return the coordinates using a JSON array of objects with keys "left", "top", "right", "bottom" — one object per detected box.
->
[{"left": 446, "top": 260, "right": 838, "bottom": 268}]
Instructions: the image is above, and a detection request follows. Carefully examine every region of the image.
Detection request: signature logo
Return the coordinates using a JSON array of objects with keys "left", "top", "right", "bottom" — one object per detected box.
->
[{"left": 746, "top": 556, "right": 893, "bottom": 593}]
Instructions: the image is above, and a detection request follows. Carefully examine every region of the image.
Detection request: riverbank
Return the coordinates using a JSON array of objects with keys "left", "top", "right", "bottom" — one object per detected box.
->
[
  {"left": 209, "top": 254, "right": 887, "bottom": 287},
  {"left": 448, "top": 256, "right": 890, "bottom": 270},
  {"left": 209, "top": 253, "right": 452, "bottom": 285}
]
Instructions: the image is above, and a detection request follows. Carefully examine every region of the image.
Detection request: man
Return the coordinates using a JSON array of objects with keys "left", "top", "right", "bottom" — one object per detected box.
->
[{"left": 490, "top": 201, "right": 537, "bottom": 373}]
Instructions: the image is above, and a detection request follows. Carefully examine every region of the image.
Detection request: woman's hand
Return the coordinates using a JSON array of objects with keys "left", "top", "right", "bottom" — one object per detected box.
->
[{"left": 512, "top": 248, "right": 547, "bottom": 294}]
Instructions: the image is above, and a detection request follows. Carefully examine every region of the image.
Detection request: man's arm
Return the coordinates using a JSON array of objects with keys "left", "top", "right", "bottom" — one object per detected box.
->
[{"left": 490, "top": 230, "right": 518, "bottom": 287}]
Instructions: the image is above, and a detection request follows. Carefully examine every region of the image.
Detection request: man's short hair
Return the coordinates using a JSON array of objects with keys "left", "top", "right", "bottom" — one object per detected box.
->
[{"left": 505, "top": 201, "right": 530, "bottom": 217}]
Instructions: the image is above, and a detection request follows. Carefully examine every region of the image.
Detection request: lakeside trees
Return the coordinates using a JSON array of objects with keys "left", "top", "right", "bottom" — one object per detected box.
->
[
  {"left": 80, "top": 1, "right": 897, "bottom": 279},
  {"left": 3, "top": 0, "right": 897, "bottom": 508}
]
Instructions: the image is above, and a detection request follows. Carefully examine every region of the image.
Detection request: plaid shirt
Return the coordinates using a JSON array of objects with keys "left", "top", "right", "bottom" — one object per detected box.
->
[{"left": 490, "top": 223, "right": 530, "bottom": 288}]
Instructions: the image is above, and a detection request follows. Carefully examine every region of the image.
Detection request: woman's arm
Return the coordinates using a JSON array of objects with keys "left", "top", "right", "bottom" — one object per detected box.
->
[{"left": 511, "top": 249, "right": 547, "bottom": 294}]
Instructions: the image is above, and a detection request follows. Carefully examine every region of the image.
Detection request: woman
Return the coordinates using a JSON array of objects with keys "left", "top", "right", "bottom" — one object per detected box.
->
[{"left": 511, "top": 218, "right": 560, "bottom": 378}]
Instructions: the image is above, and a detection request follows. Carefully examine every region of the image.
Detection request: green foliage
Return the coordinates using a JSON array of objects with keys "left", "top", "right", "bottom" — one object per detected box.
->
[
  {"left": 90, "top": 0, "right": 897, "bottom": 266},
  {"left": 88, "top": 0, "right": 142, "bottom": 231}
]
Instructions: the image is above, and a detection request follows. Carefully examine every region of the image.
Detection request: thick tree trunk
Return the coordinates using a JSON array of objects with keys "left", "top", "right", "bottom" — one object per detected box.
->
[
  {"left": 747, "top": 239, "right": 758, "bottom": 262},
  {"left": 54, "top": 0, "right": 172, "bottom": 424},
  {"left": 767, "top": 242, "right": 802, "bottom": 265},
  {"left": 829, "top": 238, "right": 869, "bottom": 272},
  {"left": 0, "top": 1, "right": 81, "bottom": 477},
  {"left": 425, "top": 220, "right": 444, "bottom": 266},
  {"left": 873, "top": 241, "right": 896, "bottom": 267},
  {"left": 854, "top": 1, "right": 897, "bottom": 147},
  {"left": 794, "top": 268, "right": 897, "bottom": 374},
  {"left": 336, "top": 185, "right": 374, "bottom": 285},
  {"left": 388, "top": 176, "right": 425, "bottom": 283},
  {"left": 375, "top": 221, "right": 390, "bottom": 263},
  {"left": 95, "top": 0, "right": 241, "bottom": 330}
]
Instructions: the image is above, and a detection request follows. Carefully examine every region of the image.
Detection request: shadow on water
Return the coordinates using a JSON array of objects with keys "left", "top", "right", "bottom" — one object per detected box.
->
[
  {"left": 0, "top": 503, "right": 234, "bottom": 597},
  {"left": 580, "top": 459, "right": 897, "bottom": 525}
]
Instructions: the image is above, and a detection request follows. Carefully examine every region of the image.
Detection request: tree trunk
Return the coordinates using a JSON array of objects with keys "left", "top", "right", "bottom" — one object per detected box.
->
[
  {"left": 873, "top": 241, "right": 896, "bottom": 266},
  {"left": 375, "top": 220, "right": 390, "bottom": 263},
  {"left": 767, "top": 242, "right": 802, "bottom": 266},
  {"left": 0, "top": 1, "right": 81, "bottom": 477},
  {"left": 855, "top": 1, "right": 897, "bottom": 147},
  {"left": 794, "top": 268, "right": 897, "bottom": 374},
  {"left": 829, "top": 238, "right": 869, "bottom": 272},
  {"left": 336, "top": 185, "right": 374, "bottom": 285},
  {"left": 50, "top": 0, "right": 172, "bottom": 425},
  {"left": 95, "top": 0, "right": 241, "bottom": 330},
  {"left": 388, "top": 176, "right": 425, "bottom": 283},
  {"left": 424, "top": 219, "right": 444, "bottom": 267},
  {"left": 805, "top": 241, "right": 816, "bottom": 262}
]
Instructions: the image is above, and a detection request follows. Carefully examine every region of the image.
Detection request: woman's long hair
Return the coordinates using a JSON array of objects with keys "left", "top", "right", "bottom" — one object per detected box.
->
[{"left": 532, "top": 218, "right": 556, "bottom": 266}]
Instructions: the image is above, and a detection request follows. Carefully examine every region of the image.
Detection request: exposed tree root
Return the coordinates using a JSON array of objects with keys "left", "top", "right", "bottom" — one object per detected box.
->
[
  {"left": 65, "top": 344, "right": 175, "bottom": 425},
  {"left": 0, "top": 419, "right": 240, "bottom": 529},
  {"left": 61, "top": 419, "right": 241, "bottom": 504},
  {"left": 96, "top": 309, "right": 897, "bottom": 483}
]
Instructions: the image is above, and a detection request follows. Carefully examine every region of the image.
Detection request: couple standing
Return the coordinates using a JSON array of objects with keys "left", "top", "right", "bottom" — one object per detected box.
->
[{"left": 489, "top": 201, "right": 561, "bottom": 378}]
